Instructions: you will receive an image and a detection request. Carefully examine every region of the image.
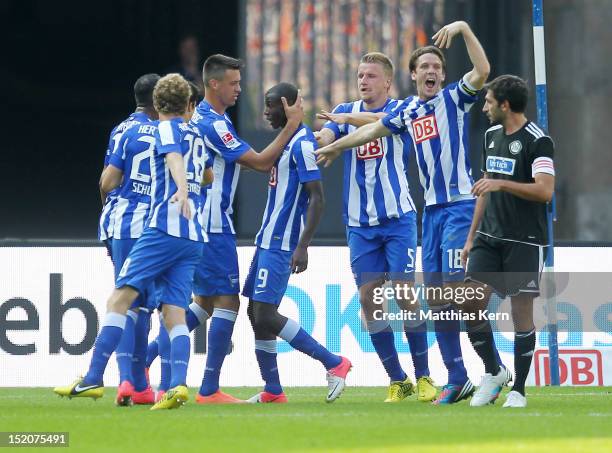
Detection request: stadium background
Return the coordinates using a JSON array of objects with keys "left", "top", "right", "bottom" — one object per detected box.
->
[{"left": 2, "top": 0, "right": 611, "bottom": 243}]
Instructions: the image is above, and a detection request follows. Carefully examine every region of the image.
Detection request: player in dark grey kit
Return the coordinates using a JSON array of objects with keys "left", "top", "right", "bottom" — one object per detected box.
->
[{"left": 462, "top": 75, "right": 555, "bottom": 408}]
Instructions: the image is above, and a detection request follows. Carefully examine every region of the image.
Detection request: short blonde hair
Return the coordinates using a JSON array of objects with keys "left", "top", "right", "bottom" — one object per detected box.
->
[
  {"left": 360, "top": 52, "right": 394, "bottom": 78},
  {"left": 153, "top": 73, "right": 190, "bottom": 115}
]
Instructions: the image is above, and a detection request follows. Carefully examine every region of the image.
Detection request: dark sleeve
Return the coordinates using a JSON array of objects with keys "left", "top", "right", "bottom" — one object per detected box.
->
[
  {"left": 529, "top": 136, "right": 555, "bottom": 177},
  {"left": 530, "top": 136, "right": 554, "bottom": 160}
]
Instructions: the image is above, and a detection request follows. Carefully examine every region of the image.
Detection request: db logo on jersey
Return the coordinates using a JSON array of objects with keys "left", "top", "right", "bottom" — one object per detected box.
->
[
  {"left": 221, "top": 132, "right": 238, "bottom": 148},
  {"left": 412, "top": 114, "right": 439, "bottom": 144},
  {"left": 356, "top": 139, "right": 384, "bottom": 160},
  {"left": 268, "top": 166, "right": 277, "bottom": 187}
]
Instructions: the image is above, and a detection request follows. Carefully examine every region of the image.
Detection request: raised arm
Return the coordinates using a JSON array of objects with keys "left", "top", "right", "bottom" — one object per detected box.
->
[
  {"left": 313, "top": 102, "right": 385, "bottom": 156},
  {"left": 314, "top": 128, "right": 336, "bottom": 148},
  {"left": 238, "top": 94, "right": 304, "bottom": 172},
  {"left": 316, "top": 111, "right": 386, "bottom": 128},
  {"left": 315, "top": 120, "right": 391, "bottom": 167},
  {"left": 433, "top": 21, "right": 490, "bottom": 89}
]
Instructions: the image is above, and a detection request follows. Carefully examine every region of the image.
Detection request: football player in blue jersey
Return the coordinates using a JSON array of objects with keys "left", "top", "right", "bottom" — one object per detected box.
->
[
  {"left": 315, "top": 52, "right": 435, "bottom": 403},
  {"left": 97, "top": 81, "right": 210, "bottom": 406},
  {"left": 142, "top": 81, "right": 215, "bottom": 403},
  {"left": 97, "top": 110, "right": 159, "bottom": 406},
  {"left": 98, "top": 73, "right": 160, "bottom": 255},
  {"left": 188, "top": 55, "right": 304, "bottom": 404},
  {"left": 55, "top": 74, "right": 209, "bottom": 411},
  {"left": 242, "top": 83, "right": 352, "bottom": 404},
  {"left": 95, "top": 74, "right": 162, "bottom": 406},
  {"left": 317, "top": 22, "right": 510, "bottom": 405}
]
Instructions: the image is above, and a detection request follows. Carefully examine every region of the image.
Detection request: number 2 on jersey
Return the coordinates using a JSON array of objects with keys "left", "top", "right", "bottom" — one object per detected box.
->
[{"left": 131, "top": 136, "right": 156, "bottom": 183}]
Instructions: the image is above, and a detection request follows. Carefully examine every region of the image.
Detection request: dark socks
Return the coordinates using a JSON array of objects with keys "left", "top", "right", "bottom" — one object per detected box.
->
[
  {"left": 512, "top": 329, "right": 536, "bottom": 396},
  {"left": 468, "top": 321, "right": 499, "bottom": 375}
]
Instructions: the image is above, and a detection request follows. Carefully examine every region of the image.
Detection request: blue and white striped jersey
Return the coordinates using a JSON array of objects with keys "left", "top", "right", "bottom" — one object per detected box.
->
[
  {"left": 107, "top": 121, "right": 157, "bottom": 239},
  {"left": 324, "top": 98, "right": 416, "bottom": 227},
  {"left": 382, "top": 78, "right": 478, "bottom": 206},
  {"left": 255, "top": 125, "right": 321, "bottom": 252},
  {"left": 98, "top": 111, "right": 151, "bottom": 241},
  {"left": 190, "top": 100, "right": 251, "bottom": 235},
  {"left": 148, "top": 118, "right": 208, "bottom": 242}
]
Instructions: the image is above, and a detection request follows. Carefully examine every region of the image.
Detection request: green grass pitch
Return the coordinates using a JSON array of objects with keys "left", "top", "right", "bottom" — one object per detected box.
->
[{"left": 1, "top": 387, "right": 610, "bottom": 452}]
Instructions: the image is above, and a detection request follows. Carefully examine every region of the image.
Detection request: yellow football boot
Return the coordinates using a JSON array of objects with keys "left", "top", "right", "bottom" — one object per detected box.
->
[
  {"left": 150, "top": 385, "right": 188, "bottom": 410},
  {"left": 416, "top": 376, "right": 437, "bottom": 402},
  {"left": 54, "top": 377, "right": 104, "bottom": 400},
  {"left": 384, "top": 377, "right": 415, "bottom": 402}
]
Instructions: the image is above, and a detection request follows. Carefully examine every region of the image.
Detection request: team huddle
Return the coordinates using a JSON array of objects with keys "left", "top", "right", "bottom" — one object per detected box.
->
[{"left": 54, "top": 20, "right": 555, "bottom": 410}]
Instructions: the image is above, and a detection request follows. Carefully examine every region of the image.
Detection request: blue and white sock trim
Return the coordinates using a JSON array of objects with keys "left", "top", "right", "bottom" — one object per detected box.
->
[
  {"left": 168, "top": 324, "right": 189, "bottom": 341},
  {"left": 278, "top": 318, "right": 300, "bottom": 342},
  {"left": 189, "top": 302, "right": 210, "bottom": 324},
  {"left": 255, "top": 339, "right": 277, "bottom": 354},
  {"left": 212, "top": 308, "right": 238, "bottom": 322},
  {"left": 103, "top": 312, "right": 127, "bottom": 329}
]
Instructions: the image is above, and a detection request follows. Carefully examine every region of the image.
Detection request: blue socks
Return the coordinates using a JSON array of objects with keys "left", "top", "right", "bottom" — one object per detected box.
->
[
  {"left": 255, "top": 339, "right": 282, "bottom": 395},
  {"left": 186, "top": 302, "right": 210, "bottom": 332},
  {"left": 367, "top": 320, "right": 406, "bottom": 382},
  {"left": 115, "top": 310, "right": 136, "bottom": 383},
  {"left": 168, "top": 324, "right": 190, "bottom": 388},
  {"left": 84, "top": 312, "right": 126, "bottom": 385},
  {"left": 158, "top": 323, "right": 171, "bottom": 391},
  {"left": 278, "top": 319, "right": 341, "bottom": 370},
  {"left": 404, "top": 319, "right": 430, "bottom": 379},
  {"left": 132, "top": 309, "right": 151, "bottom": 391},
  {"left": 199, "top": 309, "right": 237, "bottom": 396},
  {"left": 433, "top": 306, "right": 468, "bottom": 385},
  {"left": 146, "top": 337, "right": 159, "bottom": 368}
]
